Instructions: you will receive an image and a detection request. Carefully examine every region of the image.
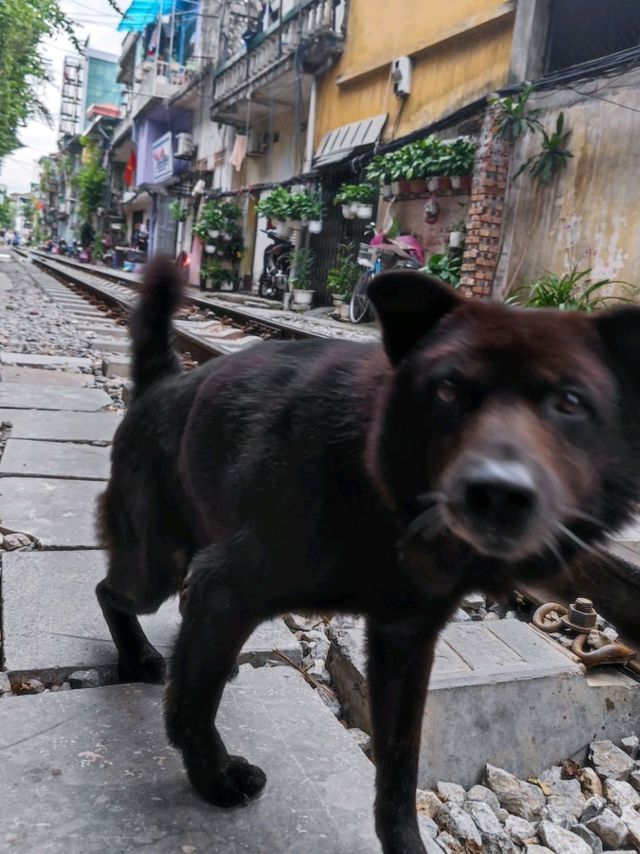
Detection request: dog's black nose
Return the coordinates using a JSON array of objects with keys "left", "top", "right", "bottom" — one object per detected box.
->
[{"left": 460, "top": 459, "right": 537, "bottom": 534}]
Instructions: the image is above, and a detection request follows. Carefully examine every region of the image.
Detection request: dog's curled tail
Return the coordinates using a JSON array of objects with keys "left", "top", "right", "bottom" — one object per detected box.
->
[{"left": 129, "top": 255, "right": 184, "bottom": 397}]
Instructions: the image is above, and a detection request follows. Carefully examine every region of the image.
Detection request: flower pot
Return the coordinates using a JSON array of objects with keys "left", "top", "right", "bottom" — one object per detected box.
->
[
  {"left": 275, "top": 220, "right": 291, "bottom": 238},
  {"left": 308, "top": 219, "right": 323, "bottom": 234},
  {"left": 332, "top": 295, "right": 345, "bottom": 308},
  {"left": 208, "top": 229, "right": 220, "bottom": 239},
  {"left": 205, "top": 245, "right": 216, "bottom": 254},
  {"left": 449, "top": 231, "right": 465, "bottom": 249},
  {"left": 292, "top": 289, "right": 314, "bottom": 307},
  {"left": 356, "top": 204, "right": 373, "bottom": 220},
  {"left": 287, "top": 218, "right": 303, "bottom": 230},
  {"left": 220, "top": 280, "right": 234, "bottom": 291},
  {"left": 427, "top": 177, "right": 452, "bottom": 192},
  {"left": 341, "top": 204, "right": 356, "bottom": 220},
  {"left": 451, "top": 175, "right": 472, "bottom": 191},
  {"left": 408, "top": 179, "right": 428, "bottom": 194},
  {"left": 390, "top": 182, "right": 401, "bottom": 196},
  {"left": 349, "top": 202, "right": 360, "bottom": 217},
  {"left": 217, "top": 249, "right": 224, "bottom": 256},
  {"left": 222, "top": 232, "right": 231, "bottom": 241},
  {"left": 381, "top": 184, "right": 393, "bottom": 200},
  {"left": 399, "top": 180, "right": 412, "bottom": 194},
  {"left": 339, "top": 302, "right": 351, "bottom": 321}
]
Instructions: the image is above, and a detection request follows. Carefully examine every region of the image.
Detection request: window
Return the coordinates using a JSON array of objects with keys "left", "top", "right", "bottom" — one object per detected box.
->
[{"left": 546, "top": 0, "right": 640, "bottom": 73}]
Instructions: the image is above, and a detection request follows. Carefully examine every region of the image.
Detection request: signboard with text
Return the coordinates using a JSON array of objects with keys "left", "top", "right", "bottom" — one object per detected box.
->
[{"left": 152, "top": 132, "right": 173, "bottom": 182}]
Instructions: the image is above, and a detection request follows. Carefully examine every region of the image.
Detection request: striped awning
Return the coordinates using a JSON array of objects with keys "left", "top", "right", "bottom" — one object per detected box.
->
[{"left": 314, "top": 114, "right": 388, "bottom": 167}]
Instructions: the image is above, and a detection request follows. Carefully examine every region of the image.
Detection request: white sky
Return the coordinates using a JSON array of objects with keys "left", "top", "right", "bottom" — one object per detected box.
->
[{"left": 0, "top": 0, "right": 126, "bottom": 194}]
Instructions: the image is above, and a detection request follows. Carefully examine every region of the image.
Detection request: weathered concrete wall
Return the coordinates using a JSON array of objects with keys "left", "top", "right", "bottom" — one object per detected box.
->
[{"left": 496, "top": 68, "right": 640, "bottom": 299}]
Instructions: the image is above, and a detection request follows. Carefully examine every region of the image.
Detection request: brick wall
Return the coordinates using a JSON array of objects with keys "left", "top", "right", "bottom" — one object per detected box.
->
[{"left": 459, "top": 103, "right": 512, "bottom": 298}]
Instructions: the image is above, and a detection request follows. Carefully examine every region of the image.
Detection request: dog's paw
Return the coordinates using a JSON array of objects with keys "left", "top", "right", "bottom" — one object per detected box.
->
[
  {"left": 119, "top": 647, "right": 166, "bottom": 684},
  {"left": 188, "top": 754, "right": 267, "bottom": 807}
]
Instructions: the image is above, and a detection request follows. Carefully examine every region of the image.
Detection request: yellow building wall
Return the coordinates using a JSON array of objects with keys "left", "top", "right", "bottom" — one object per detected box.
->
[{"left": 316, "top": 0, "right": 515, "bottom": 145}]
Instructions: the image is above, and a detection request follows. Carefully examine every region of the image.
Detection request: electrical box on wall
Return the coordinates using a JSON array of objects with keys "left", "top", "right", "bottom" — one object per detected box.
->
[
  {"left": 175, "top": 133, "right": 194, "bottom": 159},
  {"left": 391, "top": 56, "right": 412, "bottom": 97}
]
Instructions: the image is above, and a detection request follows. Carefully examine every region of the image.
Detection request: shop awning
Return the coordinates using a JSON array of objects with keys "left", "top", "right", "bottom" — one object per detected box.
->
[
  {"left": 118, "top": 0, "right": 198, "bottom": 32},
  {"left": 313, "top": 114, "right": 388, "bottom": 168}
]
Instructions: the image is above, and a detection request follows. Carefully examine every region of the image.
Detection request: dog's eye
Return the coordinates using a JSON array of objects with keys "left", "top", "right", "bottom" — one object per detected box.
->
[
  {"left": 552, "top": 389, "right": 586, "bottom": 416},
  {"left": 436, "top": 378, "right": 457, "bottom": 404}
]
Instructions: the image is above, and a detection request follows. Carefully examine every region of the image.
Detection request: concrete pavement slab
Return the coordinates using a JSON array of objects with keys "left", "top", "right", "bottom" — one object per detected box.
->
[
  {"left": 328, "top": 619, "right": 640, "bottom": 788},
  {"left": 0, "top": 439, "right": 110, "bottom": 480},
  {"left": 0, "top": 367, "right": 92, "bottom": 387},
  {"left": 2, "top": 551, "right": 302, "bottom": 682},
  {"left": 0, "top": 477, "right": 103, "bottom": 546},
  {"left": 89, "top": 339, "right": 130, "bottom": 353},
  {"left": 103, "top": 355, "right": 131, "bottom": 378},
  {"left": 0, "top": 352, "right": 93, "bottom": 370},
  {"left": 0, "top": 383, "right": 112, "bottom": 411},
  {"left": 0, "top": 669, "right": 378, "bottom": 853},
  {"left": 0, "top": 409, "right": 121, "bottom": 442}
]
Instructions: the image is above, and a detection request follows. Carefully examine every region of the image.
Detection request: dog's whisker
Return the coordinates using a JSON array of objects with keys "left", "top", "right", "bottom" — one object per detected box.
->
[
  {"left": 416, "top": 490, "right": 447, "bottom": 507},
  {"left": 544, "top": 537, "right": 567, "bottom": 573},
  {"left": 569, "top": 509, "right": 607, "bottom": 528},
  {"left": 556, "top": 522, "right": 603, "bottom": 556}
]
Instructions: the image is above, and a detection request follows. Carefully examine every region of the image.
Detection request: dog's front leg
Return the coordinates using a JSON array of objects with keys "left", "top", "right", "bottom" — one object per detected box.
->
[
  {"left": 165, "top": 545, "right": 267, "bottom": 807},
  {"left": 367, "top": 621, "right": 436, "bottom": 854}
]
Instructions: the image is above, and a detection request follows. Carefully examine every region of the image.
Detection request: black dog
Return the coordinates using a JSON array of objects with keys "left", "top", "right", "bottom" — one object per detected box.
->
[{"left": 97, "top": 258, "right": 640, "bottom": 854}]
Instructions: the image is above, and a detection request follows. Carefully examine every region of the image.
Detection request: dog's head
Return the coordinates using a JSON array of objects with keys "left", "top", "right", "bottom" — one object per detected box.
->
[{"left": 369, "top": 271, "right": 640, "bottom": 576}]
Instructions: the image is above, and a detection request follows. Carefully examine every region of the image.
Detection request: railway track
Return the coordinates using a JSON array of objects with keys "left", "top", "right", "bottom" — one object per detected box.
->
[
  {"left": 22, "top": 250, "right": 324, "bottom": 365},
  {"left": 13, "top": 249, "right": 640, "bottom": 673}
]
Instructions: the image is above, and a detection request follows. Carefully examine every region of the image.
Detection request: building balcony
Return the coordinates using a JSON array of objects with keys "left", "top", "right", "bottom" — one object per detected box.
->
[{"left": 211, "top": 0, "right": 345, "bottom": 125}]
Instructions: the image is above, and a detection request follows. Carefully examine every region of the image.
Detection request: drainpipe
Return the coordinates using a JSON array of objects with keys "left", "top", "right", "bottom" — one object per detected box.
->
[{"left": 303, "top": 75, "right": 317, "bottom": 174}]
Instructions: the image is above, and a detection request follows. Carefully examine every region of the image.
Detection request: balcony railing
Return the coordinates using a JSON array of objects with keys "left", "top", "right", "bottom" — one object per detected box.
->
[
  {"left": 134, "top": 58, "right": 200, "bottom": 100},
  {"left": 212, "top": 0, "right": 344, "bottom": 113}
]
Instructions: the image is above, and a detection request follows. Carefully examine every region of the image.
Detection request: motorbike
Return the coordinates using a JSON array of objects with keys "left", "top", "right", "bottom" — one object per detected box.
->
[{"left": 257, "top": 227, "right": 293, "bottom": 300}]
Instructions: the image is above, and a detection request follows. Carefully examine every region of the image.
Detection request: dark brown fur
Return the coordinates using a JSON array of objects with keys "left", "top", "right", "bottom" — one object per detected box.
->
[{"left": 97, "top": 261, "right": 640, "bottom": 854}]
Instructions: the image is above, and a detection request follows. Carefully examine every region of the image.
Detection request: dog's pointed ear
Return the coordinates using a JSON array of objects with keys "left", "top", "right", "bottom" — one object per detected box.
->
[
  {"left": 593, "top": 305, "right": 640, "bottom": 382},
  {"left": 368, "top": 270, "right": 462, "bottom": 365}
]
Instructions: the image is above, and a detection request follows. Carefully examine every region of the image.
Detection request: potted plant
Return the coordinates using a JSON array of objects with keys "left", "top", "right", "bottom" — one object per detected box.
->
[
  {"left": 448, "top": 138, "right": 476, "bottom": 190},
  {"left": 299, "top": 191, "right": 324, "bottom": 233},
  {"left": 169, "top": 199, "right": 187, "bottom": 222},
  {"left": 335, "top": 185, "right": 358, "bottom": 219},
  {"left": 354, "top": 185, "right": 376, "bottom": 219},
  {"left": 366, "top": 155, "right": 394, "bottom": 199},
  {"left": 327, "top": 243, "right": 360, "bottom": 318},
  {"left": 289, "top": 248, "right": 315, "bottom": 307},
  {"left": 200, "top": 258, "right": 220, "bottom": 291},
  {"left": 205, "top": 203, "right": 224, "bottom": 238},
  {"left": 257, "top": 187, "right": 291, "bottom": 236},
  {"left": 286, "top": 193, "right": 305, "bottom": 230},
  {"left": 448, "top": 219, "right": 466, "bottom": 249}
]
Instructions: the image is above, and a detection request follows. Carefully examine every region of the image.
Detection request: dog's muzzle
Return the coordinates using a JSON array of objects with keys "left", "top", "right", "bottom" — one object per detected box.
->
[{"left": 443, "top": 456, "right": 552, "bottom": 559}]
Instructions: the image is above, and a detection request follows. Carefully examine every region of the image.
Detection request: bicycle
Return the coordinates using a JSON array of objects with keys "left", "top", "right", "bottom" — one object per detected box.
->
[{"left": 349, "top": 238, "right": 424, "bottom": 324}]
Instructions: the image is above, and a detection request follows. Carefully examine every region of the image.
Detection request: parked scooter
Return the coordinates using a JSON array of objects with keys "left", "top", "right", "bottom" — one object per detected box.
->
[{"left": 257, "top": 226, "right": 293, "bottom": 300}]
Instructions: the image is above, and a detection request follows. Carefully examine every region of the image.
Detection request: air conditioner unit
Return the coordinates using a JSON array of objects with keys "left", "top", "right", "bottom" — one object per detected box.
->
[
  {"left": 175, "top": 133, "right": 194, "bottom": 159},
  {"left": 246, "top": 129, "right": 268, "bottom": 157},
  {"left": 391, "top": 56, "right": 412, "bottom": 98}
]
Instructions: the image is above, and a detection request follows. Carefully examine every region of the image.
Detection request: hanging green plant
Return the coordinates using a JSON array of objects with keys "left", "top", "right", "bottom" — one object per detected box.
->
[
  {"left": 169, "top": 200, "right": 187, "bottom": 222},
  {"left": 491, "top": 82, "right": 542, "bottom": 142},
  {"left": 513, "top": 112, "right": 573, "bottom": 185}
]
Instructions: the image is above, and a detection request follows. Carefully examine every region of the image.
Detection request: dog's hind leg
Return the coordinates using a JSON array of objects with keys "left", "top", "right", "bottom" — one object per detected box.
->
[
  {"left": 165, "top": 544, "right": 267, "bottom": 807},
  {"left": 96, "top": 578, "right": 166, "bottom": 684}
]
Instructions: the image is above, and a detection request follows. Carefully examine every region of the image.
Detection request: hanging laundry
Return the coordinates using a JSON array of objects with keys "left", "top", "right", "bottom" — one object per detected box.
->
[{"left": 229, "top": 134, "right": 248, "bottom": 172}]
